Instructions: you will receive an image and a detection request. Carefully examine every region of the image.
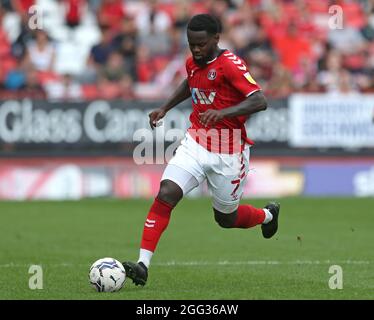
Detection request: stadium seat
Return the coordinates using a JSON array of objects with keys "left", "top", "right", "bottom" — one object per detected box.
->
[
  {"left": 82, "top": 84, "right": 99, "bottom": 100},
  {"left": 73, "top": 24, "right": 101, "bottom": 49},
  {"left": 54, "top": 41, "right": 90, "bottom": 75}
]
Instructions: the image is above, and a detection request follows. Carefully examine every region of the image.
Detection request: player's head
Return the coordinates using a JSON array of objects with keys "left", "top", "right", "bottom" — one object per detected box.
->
[{"left": 187, "top": 14, "right": 221, "bottom": 66}]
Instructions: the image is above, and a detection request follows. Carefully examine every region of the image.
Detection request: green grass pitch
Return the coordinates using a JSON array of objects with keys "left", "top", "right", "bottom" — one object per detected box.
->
[{"left": 0, "top": 197, "right": 373, "bottom": 300}]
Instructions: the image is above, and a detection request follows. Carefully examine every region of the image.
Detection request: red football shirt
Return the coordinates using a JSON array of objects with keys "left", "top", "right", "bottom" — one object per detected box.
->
[{"left": 186, "top": 49, "right": 261, "bottom": 154}]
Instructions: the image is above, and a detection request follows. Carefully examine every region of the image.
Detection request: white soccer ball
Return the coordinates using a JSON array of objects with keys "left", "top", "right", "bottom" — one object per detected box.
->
[{"left": 89, "top": 257, "right": 126, "bottom": 292}]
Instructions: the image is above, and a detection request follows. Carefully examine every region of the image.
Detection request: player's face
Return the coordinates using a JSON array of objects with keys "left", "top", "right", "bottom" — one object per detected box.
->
[{"left": 187, "top": 30, "right": 219, "bottom": 66}]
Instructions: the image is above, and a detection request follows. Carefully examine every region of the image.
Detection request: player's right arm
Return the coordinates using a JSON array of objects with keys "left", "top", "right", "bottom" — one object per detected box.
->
[{"left": 149, "top": 79, "right": 191, "bottom": 129}]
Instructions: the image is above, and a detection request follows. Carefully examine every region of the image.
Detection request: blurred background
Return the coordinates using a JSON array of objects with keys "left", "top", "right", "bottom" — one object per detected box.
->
[{"left": 0, "top": 0, "right": 373, "bottom": 200}]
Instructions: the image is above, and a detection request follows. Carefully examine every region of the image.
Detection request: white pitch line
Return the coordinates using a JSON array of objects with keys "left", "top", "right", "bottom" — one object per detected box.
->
[
  {"left": 0, "top": 260, "right": 371, "bottom": 268},
  {"left": 153, "top": 260, "right": 372, "bottom": 266}
]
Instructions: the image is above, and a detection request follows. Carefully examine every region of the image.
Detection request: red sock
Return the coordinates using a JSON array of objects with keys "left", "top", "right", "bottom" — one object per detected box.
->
[
  {"left": 233, "top": 204, "right": 265, "bottom": 228},
  {"left": 140, "top": 198, "right": 174, "bottom": 252}
]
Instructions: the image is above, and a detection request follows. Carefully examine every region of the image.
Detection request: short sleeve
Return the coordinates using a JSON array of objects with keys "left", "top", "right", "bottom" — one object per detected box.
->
[
  {"left": 185, "top": 57, "right": 192, "bottom": 77},
  {"left": 223, "top": 53, "right": 261, "bottom": 97}
]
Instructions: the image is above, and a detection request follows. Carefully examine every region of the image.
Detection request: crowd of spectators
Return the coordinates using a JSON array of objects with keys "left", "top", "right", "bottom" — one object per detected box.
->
[{"left": 0, "top": 0, "right": 373, "bottom": 101}]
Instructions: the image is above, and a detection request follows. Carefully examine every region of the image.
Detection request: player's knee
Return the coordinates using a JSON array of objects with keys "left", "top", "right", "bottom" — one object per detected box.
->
[
  {"left": 213, "top": 208, "right": 237, "bottom": 228},
  {"left": 157, "top": 180, "right": 183, "bottom": 207}
]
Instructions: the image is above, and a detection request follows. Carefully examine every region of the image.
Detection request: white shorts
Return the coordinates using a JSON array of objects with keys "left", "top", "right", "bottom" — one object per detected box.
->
[{"left": 161, "top": 133, "right": 250, "bottom": 213}]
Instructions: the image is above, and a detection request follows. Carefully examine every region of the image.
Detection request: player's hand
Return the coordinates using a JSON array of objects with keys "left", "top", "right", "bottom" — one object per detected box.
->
[
  {"left": 199, "top": 109, "right": 224, "bottom": 126},
  {"left": 149, "top": 108, "right": 166, "bottom": 129}
]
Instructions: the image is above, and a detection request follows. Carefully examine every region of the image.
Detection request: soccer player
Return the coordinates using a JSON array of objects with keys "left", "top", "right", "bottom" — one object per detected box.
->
[{"left": 123, "top": 14, "right": 280, "bottom": 286}]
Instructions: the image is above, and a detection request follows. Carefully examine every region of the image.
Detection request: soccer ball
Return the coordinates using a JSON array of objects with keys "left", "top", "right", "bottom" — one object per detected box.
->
[{"left": 89, "top": 257, "right": 126, "bottom": 292}]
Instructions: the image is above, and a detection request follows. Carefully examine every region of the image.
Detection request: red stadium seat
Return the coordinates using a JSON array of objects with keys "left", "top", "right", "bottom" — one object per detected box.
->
[
  {"left": 341, "top": 2, "right": 366, "bottom": 29},
  {"left": 306, "top": 0, "right": 328, "bottom": 14},
  {"left": 37, "top": 71, "right": 60, "bottom": 85},
  {"left": 1, "top": 57, "right": 17, "bottom": 75},
  {"left": 82, "top": 84, "right": 99, "bottom": 100},
  {"left": 0, "top": 42, "right": 10, "bottom": 58}
]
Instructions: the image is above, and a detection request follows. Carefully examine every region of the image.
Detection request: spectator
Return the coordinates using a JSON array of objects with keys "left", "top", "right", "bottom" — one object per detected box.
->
[
  {"left": 271, "top": 21, "right": 312, "bottom": 73},
  {"left": 119, "top": 74, "right": 135, "bottom": 99},
  {"left": 135, "top": 0, "right": 172, "bottom": 36},
  {"left": 246, "top": 47, "right": 274, "bottom": 84},
  {"left": 265, "top": 62, "right": 294, "bottom": 98},
  {"left": 1, "top": 1, "right": 13, "bottom": 11},
  {"left": 112, "top": 15, "right": 138, "bottom": 80},
  {"left": 1, "top": 0, "right": 374, "bottom": 100},
  {"left": 11, "top": 0, "right": 35, "bottom": 23},
  {"left": 112, "top": 14, "right": 138, "bottom": 49},
  {"left": 89, "top": 26, "right": 115, "bottom": 65},
  {"left": 44, "top": 73, "right": 83, "bottom": 101},
  {"left": 64, "top": 0, "right": 86, "bottom": 29},
  {"left": 173, "top": 0, "right": 191, "bottom": 31},
  {"left": 328, "top": 26, "right": 367, "bottom": 55},
  {"left": 336, "top": 69, "right": 358, "bottom": 93},
  {"left": 318, "top": 50, "right": 345, "bottom": 92},
  {"left": 26, "top": 30, "right": 55, "bottom": 72},
  {"left": 204, "top": 0, "right": 233, "bottom": 29},
  {"left": 97, "top": 0, "right": 125, "bottom": 31},
  {"left": 99, "top": 50, "right": 127, "bottom": 83},
  {"left": 227, "top": 5, "right": 259, "bottom": 56},
  {"left": 136, "top": 44, "right": 156, "bottom": 83},
  {"left": 19, "top": 67, "right": 47, "bottom": 99},
  {"left": 138, "top": 22, "right": 171, "bottom": 57},
  {"left": 3, "top": 55, "right": 29, "bottom": 90},
  {"left": 11, "top": 19, "right": 34, "bottom": 59},
  {"left": 169, "top": 0, "right": 191, "bottom": 53}
]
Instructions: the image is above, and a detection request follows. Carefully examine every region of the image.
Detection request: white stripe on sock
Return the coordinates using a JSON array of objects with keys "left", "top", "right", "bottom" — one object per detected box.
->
[{"left": 145, "top": 223, "right": 155, "bottom": 228}]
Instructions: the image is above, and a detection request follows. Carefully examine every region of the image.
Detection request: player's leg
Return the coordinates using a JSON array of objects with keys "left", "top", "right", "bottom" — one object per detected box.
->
[
  {"left": 137, "top": 167, "right": 201, "bottom": 267},
  {"left": 122, "top": 178, "right": 185, "bottom": 287},
  {"left": 212, "top": 199, "right": 272, "bottom": 229},
  {"left": 123, "top": 134, "right": 205, "bottom": 286},
  {"left": 123, "top": 168, "right": 201, "bottom": 286},
  {"left": 213, "top": 203, "right": 280, "bottom": 238},
  {"left": 208, "top": 147, "right": 280, "bottom": 237}
]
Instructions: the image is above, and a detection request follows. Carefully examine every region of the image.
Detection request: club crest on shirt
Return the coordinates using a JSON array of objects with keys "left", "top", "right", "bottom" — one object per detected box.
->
[{"left": 207, "top": 69, "right": 217, "bottom": 80}]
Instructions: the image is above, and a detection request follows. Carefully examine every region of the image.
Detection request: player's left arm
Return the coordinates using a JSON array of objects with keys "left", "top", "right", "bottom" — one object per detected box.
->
[
  {"left": 200, "top": 57, "right": 267, "bottom": 126},
  {"left": 200, "top": 91, "right": 267, "bottom": 126},
  {"left": 222, "top": 90, "right": 267, "bottom": 117}
]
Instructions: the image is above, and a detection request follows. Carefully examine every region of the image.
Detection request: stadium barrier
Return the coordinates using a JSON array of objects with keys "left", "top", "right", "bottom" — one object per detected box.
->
[
  {"left": 0, "top": 94, "right": 373, "bottom": 199},
  {"left": 289, "top": 94, "right": 374, "bottom": 148},
  {"left": 0, "top": 156, "right": 373, "bottom": 199},
  {"left": 1, "top": 94, "right": 373, "bottom": 156}
]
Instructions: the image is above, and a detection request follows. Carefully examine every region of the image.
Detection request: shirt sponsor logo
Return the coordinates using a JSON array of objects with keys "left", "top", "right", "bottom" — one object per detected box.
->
[{"left": 191, "top": 88, "right": 216, "bottom": 105}]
